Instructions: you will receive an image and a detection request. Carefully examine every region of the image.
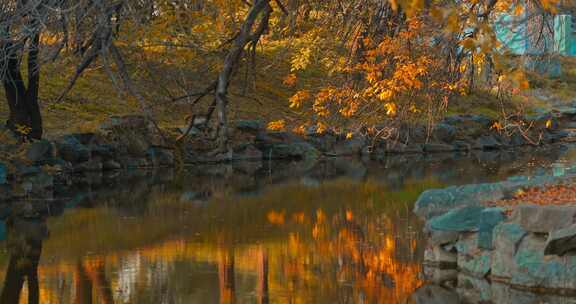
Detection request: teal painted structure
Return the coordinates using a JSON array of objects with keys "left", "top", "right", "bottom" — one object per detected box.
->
[{"left": 494, "top": 11, "right": 576, "bottom": 57}]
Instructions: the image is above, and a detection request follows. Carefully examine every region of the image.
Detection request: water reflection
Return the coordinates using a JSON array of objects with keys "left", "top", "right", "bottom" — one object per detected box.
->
[
  {"left": 0, "top": 217, "right": 47, "bottom": 304},
  {"left": 0, "top": 147, "right": 576, "bottom": 303}
]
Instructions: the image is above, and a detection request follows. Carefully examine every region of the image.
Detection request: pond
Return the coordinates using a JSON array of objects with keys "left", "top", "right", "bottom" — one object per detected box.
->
[{"left": 1, "top": 146, "right": 576, "bottom": 304}]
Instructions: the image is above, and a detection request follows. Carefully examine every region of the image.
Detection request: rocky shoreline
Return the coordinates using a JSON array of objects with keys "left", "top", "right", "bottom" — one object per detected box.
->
[
  {"left": 3, "top": 107, "right": 576, "bottom": 203},
  {"left": 415, "top": 173, "right": 576, "bottom": 297}
]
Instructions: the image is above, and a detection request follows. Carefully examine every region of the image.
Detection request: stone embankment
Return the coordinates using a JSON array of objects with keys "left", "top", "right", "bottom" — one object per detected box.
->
[
  {"left": 415, "top": 174, "right": 576, "bottom": 296},
  {"left": 2, "top": 107, "right": 576, "bottom": 202}
]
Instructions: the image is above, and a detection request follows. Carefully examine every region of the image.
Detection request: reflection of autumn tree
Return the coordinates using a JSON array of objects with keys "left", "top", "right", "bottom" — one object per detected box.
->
[
  {"left": 0, "top": 218, "right": 47, "bottom": 304},
  {"left": 218, "top": 247, "right": 236, "bottom": 304},
  {"left": 74, "top": 257, "right": 115, "bottom": 304},
  {"left": 271, "top": 207, "right": 424, "bottom": 304}
]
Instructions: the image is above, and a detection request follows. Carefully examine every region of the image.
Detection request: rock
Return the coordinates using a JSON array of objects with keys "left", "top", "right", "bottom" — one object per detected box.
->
[
  {"left": 428, "top": 206, "right": 485, "bottom": 232},
  {"left": 452, "top": 140, "right": 471, "bottom": 151},
  {"left": 491, "top": 223, "right": 527, "bottom": 279},
  {"left": 74, "top": 159, "right": 103, "bottom": 172},
  {"left": 25, "top": 140, "right": 54, "bottom": 163},
  {"left": 234, "top": 120, "right": 264, "bottom": 133},
  {"left": 264, "top": 142, "right": 320, "bottom": 161},
  {"left": 544, "top": 224, "right": 576, "bottom": 256},
  {"left": 98, "top": 115, "right": 165, "bottom": 152},
  {"left": 411, "top": 285, "right": 460, "bottom": 304},
  {"left": 509, "top": 233, "right": 576, "bottom": 290},
  {"left": 414, "top": 183, "right": 505, "bottom": 220},
  {"left": 424, "top": 245, "right": 458, "bottom": 267},
  {"left": 147, "top": 147, "right": 175, "bottom": 166},
  {"left": 306, "top": 133, "right": 337, "bottom": 152},
  {"left": 510, "top": 204, "right": 576, "bottom": 233},
  {"left": 510, "top": 132, "right": 528, "bottom": 146},
  {"left": 331, "top": 135, "right": 366, "bottom": 156},
  {"left": 433, "top": 123, "right": 457, "bottom": 142},
  {"left": 55, "top": 135, "right": 91, "bottom": 163},
  {"left": 381, "top": 142, "right": 423, "bottom": 154},
  {"left": 0, "top": 163, "right": 6, "bottom": 185},
  {"left": 478, "top": 207, "right": 506, "bottom": 250},
  {"left": 455, "top": 233, "right": 492, "bottom": 277},
  {"left": 429, "top": 230, "right": 460, "bottom": 246},
  {"left": 542, "top": 130, "right": 569, "bottom": 143},
  {"left": 423, "top": 143, "right": 455, "bottom": 153},
  {"left": 473, "top": 135, "right": 502, "bottom": 150},
  {"left": 103, "top": 160, "right": 122, "bottom": 171},
  {"left": 232, "top": 144, "right": 263, "bottom": 161},
  {"left": 90, "top": 144, "right": 116, "bottom": 160},
  {"left": 21, "top": 172, "right": 53, "bottom": 195}
]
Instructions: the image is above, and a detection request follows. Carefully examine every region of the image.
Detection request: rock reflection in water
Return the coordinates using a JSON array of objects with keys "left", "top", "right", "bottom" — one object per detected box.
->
[
  {"left": 0, "top": 146, "right": 575, "bottom": 303},
  {"left": 415, "top": 268, "right": 576, "bottom": 304}
]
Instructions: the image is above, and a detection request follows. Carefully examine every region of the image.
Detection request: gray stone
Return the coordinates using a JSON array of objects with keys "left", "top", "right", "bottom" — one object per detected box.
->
[
  {"left": 383, "top": 142, "right": 423, "bottom": 154},
  {"left": 433, "top": 123, "right": 457, "bottom": 142},
  {"left": 55, "top": 135, "right": 91, "bottom": 163},
  {"left": 147, "top": 147, "right": 175, "bottom": 166},
  {"left": 544, "top": 224, "right": 576, "bottom": 256},
  {"left": 26, "top": 140, "right": 53, "bottom": 163},
  {"left": 232, "top": 144, "right": 263, "bottom": 161},
  {"left": 266, "top": 142, "right": 320, "bottom": 161},
  {"left": 510, "top": 204, "right": 576, "bottom": 233},
  {"left": 478, "top": 207, "right": 506, "bottom": 250},
  {"left": 455, "top": 233, "right": 492, "bottom": 277},
  {"left": 429, "top": 230, "right": 460, "bottom": 246},
  {"left": 411, "top": 285, "right": 459, "bottom": 304},
  {"left": 509, "top": 233, "right": 576, "bottom": 290},
  {"left": 423, "top": 143, "right": 455, "bottom": 153},
  {"left": 428, "top": 206, "right": 485, "bottom": 232},
  {"left": 491, "top": 223, "right": 527, "bottom": 279},
  {"left": 74, "top": 160, "right": 103, "bottom": 172},
  {"left": 424, "top": 245, "right": 457, "bottom": 267},
  {"left": 474, "top": 135, "right": 502, "bottom": 150},
  {"left": 331, "top": 135, "right": 366, "bottom": 156},
  {"left": 235, "top": 120, "right": 264, "bottom": 132},
  {"left": 103, "top": 160, "right": 122, "bottom": 171}
]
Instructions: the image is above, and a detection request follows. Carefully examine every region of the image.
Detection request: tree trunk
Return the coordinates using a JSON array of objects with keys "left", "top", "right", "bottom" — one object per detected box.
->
[{"left": 214, "top": 0, "right": 272, "bottom": 151}]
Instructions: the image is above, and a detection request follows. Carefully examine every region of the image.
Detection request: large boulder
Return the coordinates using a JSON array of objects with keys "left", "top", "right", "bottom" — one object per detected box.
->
[
  {"left": 510, "top": 204, "right": 576, "bottom": 233},
  {"left": 414, "top": 183, "right": 506, "bottom": 220},
  {"left": 427, "top": 206, "right": 485, "bottom": 232},
  {"left": 98, "top": 115, "right": 167, "bottom": 154}
]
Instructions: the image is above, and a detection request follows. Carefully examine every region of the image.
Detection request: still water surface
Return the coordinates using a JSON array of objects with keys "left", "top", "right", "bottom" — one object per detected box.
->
[{"left": 1, "top": 147, "right": 576, "bottom": 304}]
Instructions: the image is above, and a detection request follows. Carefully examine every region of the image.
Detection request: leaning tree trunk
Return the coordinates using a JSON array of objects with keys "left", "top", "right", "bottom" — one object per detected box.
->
[{"left": 214, "top": 0, "right": 272, "bottom": 151}]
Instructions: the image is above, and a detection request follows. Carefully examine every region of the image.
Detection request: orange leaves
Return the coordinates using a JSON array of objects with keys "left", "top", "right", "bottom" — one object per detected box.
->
[
  {"left": 289, "top": 90, "right": 311, "bottom": 109},
  {"left": 267, "top": 119, "right": 286, "bottom": 131},
  {"left": 488, "top": 184, "right": 576, "bottom": 207}
]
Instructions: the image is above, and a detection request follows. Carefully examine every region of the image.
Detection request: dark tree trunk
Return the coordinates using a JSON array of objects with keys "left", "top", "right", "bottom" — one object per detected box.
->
[{"left": 2, "top": 31, "right": 43, "bottom": 140}]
